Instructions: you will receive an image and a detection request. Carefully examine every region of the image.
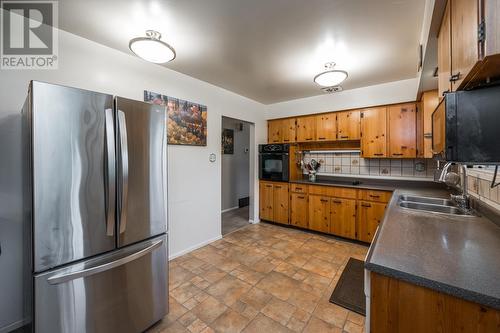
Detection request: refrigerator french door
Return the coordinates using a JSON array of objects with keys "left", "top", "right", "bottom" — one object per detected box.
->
[{"left": 24, "top": 81, "right": 168, "bottom": 333}]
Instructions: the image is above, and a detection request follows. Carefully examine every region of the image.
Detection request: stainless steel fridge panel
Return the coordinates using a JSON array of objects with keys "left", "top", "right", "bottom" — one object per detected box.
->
[
  {"left": 34, "top": 235, "right": 168, "bottom": 333},
  {"left": 31, "top": 82, "right": 116, "bottom": 272},
  {"left": 115, "top": 97, "right": 167, "bottom": 247}
]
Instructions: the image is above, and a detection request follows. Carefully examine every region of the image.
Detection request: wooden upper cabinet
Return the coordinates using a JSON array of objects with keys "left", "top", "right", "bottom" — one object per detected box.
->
[
  {"left": 388, "top": 103, "right": 417, "bottom": 158},
  {"left": 259, "top": 182, "right": 274, "bottom": 221},
  {"left": 361, "top": 107, "right": 387, "bottom": 158},
  {"left": 450, "top": 0, "right": 479, "bottom": 90},
  {"left": 337, "top": 110, "right": 360, "bottom": 140},
  {"left": 315, "top": 113, "right": 336, "bottom": 141},
  {"left": 421, "top": 90, "right": 439, "bottom": 158},
  {"left": 272, "top": 183, "right": 289, "bottom": 224},
  {"left": 308, "top": 195, "right": 331, "bottom": 233},
  {"left": 296, "top": 116, "right": 316, "bottom": 142},
  {"left": 290, "top": 193, "right": 308, "bottom": 228},
  {"left": 330, "top": 198, "right": 356, "bottom": 239},
  {"left": 281, "top": 118, "right": 296, "bottom": 143},
  {"left": 438, "top": 0, "right": 452, "bottom": 98},
  {"left": 358, "top": 201, "right": 386, "bottom": 243},
  {"left": 268, "top": 120, "right": 282, "bottom": 143}
]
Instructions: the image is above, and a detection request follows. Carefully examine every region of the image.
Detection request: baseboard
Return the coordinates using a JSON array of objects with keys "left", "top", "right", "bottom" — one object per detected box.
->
[
  {"left": 249, "top": 218, "right": 260, "bottom": 224},
  {"left": 221, "top": 206, "right": 239, "bottom": 213},
  {"left": 168, "top": 235, "right": 222, "bottom": 260}
]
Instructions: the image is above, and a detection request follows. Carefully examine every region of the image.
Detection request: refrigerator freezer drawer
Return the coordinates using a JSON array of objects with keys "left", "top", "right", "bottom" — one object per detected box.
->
[{"left": 34, "top": 235, "right": 168, "bottom": 333}]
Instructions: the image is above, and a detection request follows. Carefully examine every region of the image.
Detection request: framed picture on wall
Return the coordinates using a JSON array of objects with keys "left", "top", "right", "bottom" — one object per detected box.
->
[
  {"left": 222, "top": 129, "right": 234, "bottom": 154},
  {"left": 144, "top": 90, "right": 207, "bottom": 146}
]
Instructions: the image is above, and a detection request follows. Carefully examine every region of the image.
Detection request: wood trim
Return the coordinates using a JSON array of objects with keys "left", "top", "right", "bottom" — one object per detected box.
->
[{"left": 370, "top": 272, "right": 500, "bottom": 332}]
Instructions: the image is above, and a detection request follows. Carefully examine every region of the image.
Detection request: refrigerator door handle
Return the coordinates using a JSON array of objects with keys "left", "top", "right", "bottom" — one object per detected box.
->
[
  {"left": 104, "top": 108, "right": 116, "bottom": 236},
  {"left": 47, "top": 239, "right": 163, "bottom": 285},
  {"left": 118, "top": 110, "right": 129, "bottom": 234}
]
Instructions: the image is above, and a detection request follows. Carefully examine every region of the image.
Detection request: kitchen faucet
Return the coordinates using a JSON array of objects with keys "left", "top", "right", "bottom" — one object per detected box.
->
[{"left": 439, "top": 162, "right": 470, "bottom": 210}]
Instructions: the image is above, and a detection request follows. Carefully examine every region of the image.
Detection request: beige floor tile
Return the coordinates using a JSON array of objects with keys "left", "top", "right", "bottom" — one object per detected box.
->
[
  {"left": 229, "top": 266, "right": 265, "bottom": 285},
  {"left": 170, "top": 266, "right": 196, "bottom": 290},
  {"left": 242, "top": 313, "right": 293, "bottom": 333},
  {"left": 286, "top": 317, "right": 307, "bottom": 332},
  {"left": 171, "top": 282, "right": 202, "bottom": 304},
  {"left": 286, "top": 287, "right": 321, "bottom": 313},
  {"left": 255, "top": 271, "right": 299, "bottom": 301},
  {"left": 187, "top": 318, "right": 208, "bottom": 333},
  {"left": 210, "top": 309, "right": 250, "bottom": 333},
  {"left": 303, "top": 316, "right": 342, "bottom": 333},
  {"left": 239, "top": 287, "right": 272, "bottom": 310},
  {"left": 159, "top": 321, "right": 190, "bottom": 333},
  {"left": 302, "top": 258, "right": 340, "bottom": 279},
  {"left": 343, "top": 320, "right": 364, "bottom": 333},
  {"left": 347, "top": 311, "right": 365, "bottom": 326},
  {"left": 261, "top": 297, "right": 297, "bottom": 326},
  {"left": 313, "top": 300, "right": 349, "bottom": 328},
  {"left": 206, "top": 275, "right": 252, "bottom": 306},
  {"left": 191, "top": 296, "right": 228, "bottom": 324}
]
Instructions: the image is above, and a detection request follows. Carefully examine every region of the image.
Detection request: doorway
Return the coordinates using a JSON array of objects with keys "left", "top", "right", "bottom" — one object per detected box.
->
[{"left": 221, "top": 116, "right": 252, "bottom": 235}]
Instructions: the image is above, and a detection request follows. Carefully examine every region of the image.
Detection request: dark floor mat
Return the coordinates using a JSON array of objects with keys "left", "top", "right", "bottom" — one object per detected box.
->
[{"left": 329, "top": 257, "right": 366, "bottom": 316}]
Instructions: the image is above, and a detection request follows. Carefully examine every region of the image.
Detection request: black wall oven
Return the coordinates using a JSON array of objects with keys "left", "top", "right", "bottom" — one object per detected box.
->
[{"left": 259, "top": 144, "right": 289, "bottom": 181}]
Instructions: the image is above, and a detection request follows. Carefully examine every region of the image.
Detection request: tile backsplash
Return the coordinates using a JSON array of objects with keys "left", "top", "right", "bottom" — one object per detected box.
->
[
  {"left": 302, "top": 152, "right": 436, "bottom": 179},
  {"left": 467, "top": 167, "right": 500, "bottom": 211}
]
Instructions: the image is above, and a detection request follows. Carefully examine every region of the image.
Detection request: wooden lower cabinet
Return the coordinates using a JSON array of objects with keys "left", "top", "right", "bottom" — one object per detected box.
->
[
  {"left": 370, "top": 272, "right": 500, "bottom": 332},
  {"left": 308, "top": 195, "right": 330, "bottom": 233},
  {"left": 259, "top": 181, "right": 289, "bottom": 224},
  {"left": 259, "top": 182, "right": 274, "bottom": 221},
  {"left": 273, "top": 183, "right": 289, "bottom": 224},
  {"left": 331, "top": 198, "right": 357, "bottom": 239},
  {"left": 358, "top": 201, "right": 387, "bottom": 243},
  {"left": 290, "top": 193, "right": 308, "bottom": 228}
]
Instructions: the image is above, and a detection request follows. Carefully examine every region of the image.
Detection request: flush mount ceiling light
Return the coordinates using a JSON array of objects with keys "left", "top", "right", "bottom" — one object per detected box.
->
[
  {"left": 313, "top": 62, "right": 348, "bottom": 87},
  {"left": 129, "top": 30, "right": 176, "bottom": 64}
]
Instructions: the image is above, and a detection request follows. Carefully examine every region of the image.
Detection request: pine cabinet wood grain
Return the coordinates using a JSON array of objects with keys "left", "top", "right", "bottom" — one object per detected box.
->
[
  {"left": 330, "top": 198, "right": 357, "bottom": 239},
  {"left": 259, "top": 182, "right": 274, "bottom": 221},
  {"left": 290, "top": 193, "right": 308, "bottom": 228},
  {"left": 272, "top": 183, "right": 289, "bottom": 224},
  {"left": 388, "top": 103, "right": 417, "bottom": 158},
  {"left": 438, "top": 0, "right": 452, "bottom": 98},
  {"left": 296, "top": 116, "right": 316, "bottom": 142},
  {"left": 282, "top": 118, "right": 296, "bottom": 143},
  {"left": 337, "top": 110, "right": 360, "bottom": 140},
  {"left": 308, "top": 195, "right": 331, "bottom": 233},
  {"left": 370, "top": 272, "right": 500, "bottom": 333},
  {"left": 315, "top": 113, "right": 336, "bottom": 141},
  {"left": 421, "top": 90, "right": 439, "bottom": 158},
  {"left": 357, "top": 200, "right": 386, "bottom": 243},
  {"left": 361, "top": 107, "right": 387, "bottom": 158}
]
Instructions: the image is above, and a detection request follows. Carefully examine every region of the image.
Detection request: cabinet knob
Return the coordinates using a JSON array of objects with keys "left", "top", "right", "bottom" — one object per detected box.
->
[{"left": 449, "top": 72, "right": 461, "bottom": 82}]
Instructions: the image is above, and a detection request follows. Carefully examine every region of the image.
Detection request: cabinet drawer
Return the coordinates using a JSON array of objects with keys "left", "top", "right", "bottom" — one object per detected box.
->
[
  {"left": 359, "top": 189, "right": 392, "bottom": 203},
  {"left": 308, "top": 185, "right": 357, "bottom": 199},
  {"left": 291, "top": 184, "right": 308, "bottom": 193}
]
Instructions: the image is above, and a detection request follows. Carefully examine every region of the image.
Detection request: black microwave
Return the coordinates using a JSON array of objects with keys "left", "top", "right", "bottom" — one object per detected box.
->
[
  {"left": 259, "top": 144, "right": 289, "bottom": 181},
  {"left": 432, "top": 85, "right": 500, "bottom": 164}
]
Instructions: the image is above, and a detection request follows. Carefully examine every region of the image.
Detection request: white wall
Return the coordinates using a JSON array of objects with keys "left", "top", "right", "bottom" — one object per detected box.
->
[
  {"left": 221, "top": 117, "right": 250, "bottom": 211},
  {"left": 0, "top": 29, "right": 267, "bottom": 263},
  {"left": 265, "top": 78, "right": 419, "bottom": 119}
]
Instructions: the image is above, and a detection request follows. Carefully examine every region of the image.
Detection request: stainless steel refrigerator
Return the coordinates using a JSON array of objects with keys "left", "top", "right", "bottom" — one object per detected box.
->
[{"left": 21, "top": 81, "right": 168, "bottom": 333}]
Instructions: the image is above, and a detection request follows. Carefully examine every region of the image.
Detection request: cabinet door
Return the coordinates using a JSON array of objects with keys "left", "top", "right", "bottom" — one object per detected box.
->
[
  {"left": 330, "top": 198, "right": 356, "bottom": 239},
  {"left": 337, "top": 110, "right": 360, "bottom": 140},
  {"left": 268, "top": 120, "right": 282, "bottom": 143},
  {"left": 273, "top": 183, "right": 289, "bottom": 224},
  {"left": 388, "top": 103, "right": 417, "bottom": 158},
  {"left": 422, "top": 90, "right": 439, "bottom": 158},
  {"left": 296, "top": 116, "right": 316, "bottom": 142},
  {"left": 358, "top": 201, "right": 386, "bottom": 243},
  {"left": 282, "top": 118, "right": 296, "bottom": 143},
  {"left": 437, "top": 0, "right": 452, "bottom": 98},
  {"left": 308, "top": 195, "right": 330, "bottom": 233},
  {"left": 315, "top": 113, "right": 336, "bottom": 141},
  {"left": 259, "top": 182, "right": 274, "bottom": 221},
  {"left": 450, "top": 0, "right": 479, "bottom": 90},
  {"left": 290, "top": 193, "right": 308, "bottom": 228},
  {"left": 361, "top": 107, "right": 387, "bottom": 158}
]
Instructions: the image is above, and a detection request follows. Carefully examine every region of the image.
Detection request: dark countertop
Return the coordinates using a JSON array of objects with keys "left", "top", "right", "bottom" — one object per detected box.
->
[{"left": 290, "top": 176, "right": 500, "bottom": 310}]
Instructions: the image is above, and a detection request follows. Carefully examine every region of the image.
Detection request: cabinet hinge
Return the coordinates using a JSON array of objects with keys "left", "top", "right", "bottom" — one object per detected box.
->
[
  {"left": 478, "top": 19, "right": 486, "bottom": 43},
  {"left": 360, "top": 112, "right": 364, "bottom": 119}
]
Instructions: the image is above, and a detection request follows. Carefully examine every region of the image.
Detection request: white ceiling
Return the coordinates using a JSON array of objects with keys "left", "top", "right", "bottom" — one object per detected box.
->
[{"left": 58, "top": 0, "right": 425, "bottom": 104}]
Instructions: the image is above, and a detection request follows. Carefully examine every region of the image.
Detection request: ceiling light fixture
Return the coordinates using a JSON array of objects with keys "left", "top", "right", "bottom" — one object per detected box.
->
[
  {"left": 313, "top": 62, "right": 348, "bottom": 87},
  {"left": 129, "top": 30, "right": 176, "bottom": 64}
]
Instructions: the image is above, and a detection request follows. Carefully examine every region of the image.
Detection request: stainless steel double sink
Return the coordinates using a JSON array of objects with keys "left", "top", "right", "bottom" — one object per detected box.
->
[{"left": 398, "top": 195, "right": 475, "bottom": 216}]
